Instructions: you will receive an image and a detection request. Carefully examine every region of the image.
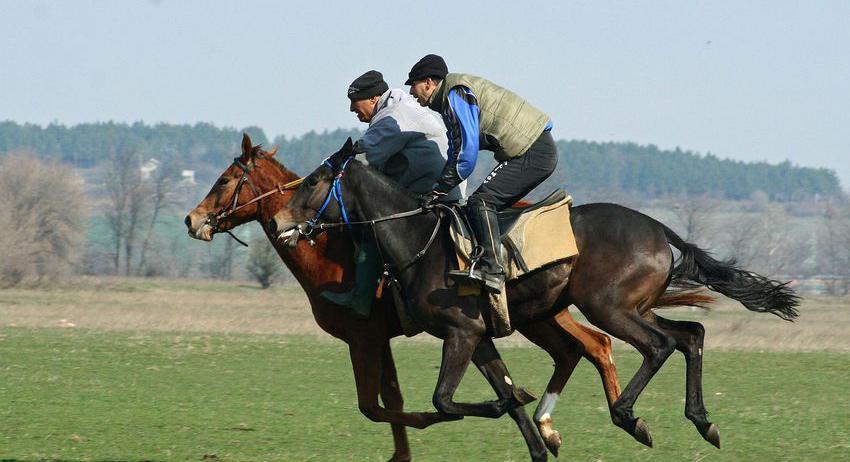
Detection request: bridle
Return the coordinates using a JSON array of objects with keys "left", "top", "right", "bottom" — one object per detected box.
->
[
  {"left": 288, "top": 156, "right": 444, "bottom": 276},
  {"left": 207, "top": 156, "right": 304, "bottom": 246}
]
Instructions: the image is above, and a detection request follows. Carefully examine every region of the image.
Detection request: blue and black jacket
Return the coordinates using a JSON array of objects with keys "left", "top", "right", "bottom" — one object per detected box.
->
[{"left": 433, "top": 86, "right": 552, "bottom": 194}]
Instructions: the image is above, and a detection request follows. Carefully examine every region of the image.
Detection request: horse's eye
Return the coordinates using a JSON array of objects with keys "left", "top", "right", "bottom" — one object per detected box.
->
[
  {"left": 218, "top": 178, "right": 229, "bottom": 186},
  {"left": 307, "top": 176, "right": 319, "bottom": 187}
]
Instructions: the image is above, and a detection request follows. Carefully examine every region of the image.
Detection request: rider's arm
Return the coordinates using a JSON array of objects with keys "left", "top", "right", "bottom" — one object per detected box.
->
[
  {"left": 433, "top": 86, "right": 479, "bottom": 194},
  {"left": 356, "top": 116, "right": 408, "bottom": 168}
]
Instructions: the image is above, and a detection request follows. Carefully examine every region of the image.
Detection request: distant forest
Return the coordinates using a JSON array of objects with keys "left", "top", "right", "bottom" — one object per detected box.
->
[{"left": 0, "top": 121, "right": 841, "bottom": 201}]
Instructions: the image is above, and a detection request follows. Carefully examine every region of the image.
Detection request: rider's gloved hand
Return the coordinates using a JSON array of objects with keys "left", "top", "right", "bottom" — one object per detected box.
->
[{"left": 419, "top": 190, "right": 446, "bottom": 210}]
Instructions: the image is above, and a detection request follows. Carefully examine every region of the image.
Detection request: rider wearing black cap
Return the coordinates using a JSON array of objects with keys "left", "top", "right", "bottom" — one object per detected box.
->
[
  {"left": 407, "top": 54, "right": 558, "bottom": 293},
  {"left": 322, "top": 69, "right": 464, "bottom": 316}
]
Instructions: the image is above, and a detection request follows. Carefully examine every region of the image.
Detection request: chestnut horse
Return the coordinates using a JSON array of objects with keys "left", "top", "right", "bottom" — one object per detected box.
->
[{"left": 186, "top": 134, "right": 629, "bottom": 461}]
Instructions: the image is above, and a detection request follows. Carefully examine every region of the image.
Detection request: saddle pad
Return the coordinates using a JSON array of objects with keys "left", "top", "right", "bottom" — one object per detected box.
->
[{"left": 451, "top": 195, "right": 579, "bottom": 280}]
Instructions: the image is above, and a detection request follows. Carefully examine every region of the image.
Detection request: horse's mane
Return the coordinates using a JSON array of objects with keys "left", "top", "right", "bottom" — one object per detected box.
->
[
  {"left": 347, "top": 158, "right": 419, "bottom": 203},
  {"left": 254, "top": 148, "right": 300, "bottom": 181}
]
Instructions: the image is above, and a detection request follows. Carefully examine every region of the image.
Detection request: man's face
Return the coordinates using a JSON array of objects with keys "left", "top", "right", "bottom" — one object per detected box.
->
[
  {"left": 409, "top": 78, "right": 436, "bottom": 106},
  {"left": 349, "top": 96, "right": 380, "bottom": 123}
]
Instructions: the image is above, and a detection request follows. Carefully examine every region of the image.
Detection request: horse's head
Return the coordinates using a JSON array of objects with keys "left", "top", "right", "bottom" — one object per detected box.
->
[
  {"left": 185, "top": 133, "right": 289, "bottom": 241},
  {"left": 270, "top": 137, "right": 358, "bottom": 246}
]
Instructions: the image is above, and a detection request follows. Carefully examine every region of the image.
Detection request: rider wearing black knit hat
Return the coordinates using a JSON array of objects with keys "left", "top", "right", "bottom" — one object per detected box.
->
[{"left": 407, "top": 54, "right": 557, "bottom": 293}]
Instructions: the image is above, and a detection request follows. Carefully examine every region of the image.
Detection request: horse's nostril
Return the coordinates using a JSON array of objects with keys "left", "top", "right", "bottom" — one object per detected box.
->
[
  {"left": 268, "top": 218, "right": 278, "bottom": 236},
  {"left": 184, "top": 215, "right": 192, "bottom": 229}
]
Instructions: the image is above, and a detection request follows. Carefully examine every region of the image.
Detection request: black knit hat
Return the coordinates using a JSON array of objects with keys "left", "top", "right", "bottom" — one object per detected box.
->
[
  {"left": 347, "top": 70, "right": 389, "bottom": 100},
  {"left": 405, "top": 54, "right": 448, "bottom": 85}
]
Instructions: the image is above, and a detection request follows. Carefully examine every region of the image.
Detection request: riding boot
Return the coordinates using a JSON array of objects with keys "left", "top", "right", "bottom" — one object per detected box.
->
[
  {"left": 320, "top": 240, "right": 382, "bottom": 318},
  {"left": 448, "top": 203, "right": 506, "bottom": 293}
]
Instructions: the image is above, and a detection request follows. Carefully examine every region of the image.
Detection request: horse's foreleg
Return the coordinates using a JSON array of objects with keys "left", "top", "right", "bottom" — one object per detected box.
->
[
  {"left": 652, "top": 314, "right": 720, "bottom": 448},
  {"left": 518, "top": 317, "right": 585, "bottom": 456},
  {"left": 379, "top": 342, "right": 412, "bottom": 462},
  {"left": 472, "top": 337, "right": 548, "bottom": 462},
  {"left": 552, "top": 310, "right": 622, "bottom": 408},
  {"left": 431, "top": 329, "right": 531, "bottom": 418},
  {"left": 348, "top": 340, "right": 448, "bottom": 430}
]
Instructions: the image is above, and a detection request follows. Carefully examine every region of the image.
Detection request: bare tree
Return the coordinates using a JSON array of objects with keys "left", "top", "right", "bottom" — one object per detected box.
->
[
  {"left": 722, "top": 206, "right": 811, "bottom": 278},
  {"left": 136, "top": 158, "right": 180, "bottom": 275},
  {"left": 819, "top": 200, "right": 850, "bottom": 295},
  {"left": 0, "top": 153, "right": 86, "bottom": 287},
  {"left": 103, "top": 146, "right": 143, "bottom": 275},
  {"left": 672, "top": 195, "right": 717, "bottom": 244}
]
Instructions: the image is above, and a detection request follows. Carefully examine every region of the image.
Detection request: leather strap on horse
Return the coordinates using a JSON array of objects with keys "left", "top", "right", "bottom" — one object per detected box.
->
[{"left": 210, "top": 156, "right": 305, "bottom": 247}]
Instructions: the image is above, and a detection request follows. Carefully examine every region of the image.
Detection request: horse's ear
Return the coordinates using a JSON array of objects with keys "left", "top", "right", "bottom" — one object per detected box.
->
[
  {"left": 267, "top": 146, "right": 279, "bottom": 157},
  {"left": 342, "top": 137, "right": 357, "bottom": 160},
  {"left": 240, "top": 133, "right": 253, "bottom": 161}
]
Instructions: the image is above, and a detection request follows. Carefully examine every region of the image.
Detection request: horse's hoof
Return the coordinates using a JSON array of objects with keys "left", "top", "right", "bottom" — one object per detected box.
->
[
  {"left": 702, "top": 423, "right": 720, "bottom": 449},
  {"left": 387, "top": 453, "right": 412, "bottom": 462},
  {"left": 542, "top": 429, "right": 561, "bottom": 457},
  {"left": 512, "top": 387, "right": 538, "bottom": 406},
  {"left": 632, "top": 418, "right": 653, "bottom": 448}
]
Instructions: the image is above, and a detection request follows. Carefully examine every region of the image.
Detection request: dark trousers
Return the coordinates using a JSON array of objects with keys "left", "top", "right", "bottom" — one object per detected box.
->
[{"left": 467, "top": 130, "right": 558, "bottom": 211}]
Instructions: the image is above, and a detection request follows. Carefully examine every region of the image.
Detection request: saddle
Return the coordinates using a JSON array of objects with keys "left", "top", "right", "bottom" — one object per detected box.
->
[
  {"left": 447, "top": 190, "right": 580, "bottom": 337},
  {"left": 380, "top": 190, "right": 579, "bottom": 339},
  {"left": 449, "top": 190, "right": 579, "bottom": 279}
]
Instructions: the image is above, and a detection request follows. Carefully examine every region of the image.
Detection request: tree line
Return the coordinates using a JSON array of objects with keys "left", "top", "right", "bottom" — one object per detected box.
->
[
  {"left": 1, "top": 120, "right": 847, "bottom": 292},
  {"left": 0, "top": 121, "right": 842, "bottom": 201}
]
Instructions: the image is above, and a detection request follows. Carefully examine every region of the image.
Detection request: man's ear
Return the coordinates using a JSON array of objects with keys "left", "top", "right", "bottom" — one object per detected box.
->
[{"left": 240, "top": 133, "right": 253, "bottom": 162}]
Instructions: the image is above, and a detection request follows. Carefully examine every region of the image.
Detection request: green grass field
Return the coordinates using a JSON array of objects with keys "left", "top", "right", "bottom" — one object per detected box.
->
[{"left": 1, "top": 327, "right": 848, "bottom": 462}]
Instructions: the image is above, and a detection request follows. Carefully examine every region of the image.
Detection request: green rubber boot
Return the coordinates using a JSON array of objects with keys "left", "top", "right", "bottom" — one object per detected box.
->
[{"left": 320, "top": 240, "right": 382, "bottom": 318}]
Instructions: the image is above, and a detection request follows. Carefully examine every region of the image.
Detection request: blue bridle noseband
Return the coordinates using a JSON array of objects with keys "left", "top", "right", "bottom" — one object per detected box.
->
[{"left": 306, "top": 157, "right": 353, "bottom": 232}]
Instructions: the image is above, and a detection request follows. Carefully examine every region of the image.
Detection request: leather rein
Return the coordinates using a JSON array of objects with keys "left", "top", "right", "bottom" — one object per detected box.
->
[
  {"left": 207, "top": 157, "right": 304, "bottom": 247},
  {"left": 288, "top": 157, "right": 443, "bottom": 275}
]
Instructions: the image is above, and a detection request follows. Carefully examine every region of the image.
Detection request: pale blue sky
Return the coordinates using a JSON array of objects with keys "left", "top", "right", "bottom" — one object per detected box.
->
[{"left": 2, "top": 1, "right": 848, "bottom": 188}]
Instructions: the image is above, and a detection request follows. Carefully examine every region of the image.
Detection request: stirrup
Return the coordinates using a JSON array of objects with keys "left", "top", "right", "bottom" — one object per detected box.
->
[
  {"left": 482, "top": 272, "right": 505, "bottom": 294},
  {"left": 447, "top": 268, "right": 484, "bottom": 284}
]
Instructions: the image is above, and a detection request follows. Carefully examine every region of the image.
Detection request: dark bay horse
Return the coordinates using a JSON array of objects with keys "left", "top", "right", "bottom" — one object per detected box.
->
[
  {"left": 186, "top": 134, "right": 637, "bottom": 461},
  {"left": 271, "top": 138, "right": 799, "bottom": 460}
]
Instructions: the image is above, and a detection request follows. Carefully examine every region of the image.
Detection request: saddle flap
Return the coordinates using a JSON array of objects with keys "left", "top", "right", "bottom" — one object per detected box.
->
[
  {"left": 449, "top": 190, "right": 578, "bottom": 280},
  {"left": 497, "top": 189, "right": 568, "bottom": 237}
]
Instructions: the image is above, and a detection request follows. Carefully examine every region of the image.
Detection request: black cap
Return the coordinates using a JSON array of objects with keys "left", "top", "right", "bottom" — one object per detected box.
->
[
  {"left": 405, "top": 54, "right": 448, "bottom": 85},
  {"left": 347, "top": 70, "right": 389, "bottom": 100}
]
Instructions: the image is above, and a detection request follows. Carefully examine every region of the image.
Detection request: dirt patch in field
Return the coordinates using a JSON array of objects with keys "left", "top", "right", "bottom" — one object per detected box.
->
[{"left": 1, "top": 276, "right": 848, "bottom": 351}]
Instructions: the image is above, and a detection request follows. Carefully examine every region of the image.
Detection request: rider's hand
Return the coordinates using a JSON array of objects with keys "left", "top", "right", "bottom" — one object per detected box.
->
[{"left": 420, "top": 190, "right": 446, "bottom": 209}]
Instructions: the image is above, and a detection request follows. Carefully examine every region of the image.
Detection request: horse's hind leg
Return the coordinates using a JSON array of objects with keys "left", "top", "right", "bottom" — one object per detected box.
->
[
  {"left": 518, "top": 310, "right": 623, "bottom": 455},
  {"left": 581, "top": 308, "right": 677, "bottom": 448},
  {"left": 432, "top": 328, "right": 534, "bottom": 419},
  {"left": 472, "top": 337, "right": 548, "bottom": 462},
  {"left": 379, "top": 343, "right": 412, "bottom": 462},
  {"left": 652, "top": 314, "right": 720, "bottom": 448}
]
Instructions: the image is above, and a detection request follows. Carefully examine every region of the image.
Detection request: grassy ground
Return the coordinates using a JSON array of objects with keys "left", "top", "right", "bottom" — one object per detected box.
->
[
  {"left": 1, "top": 329, "right": 848, "bottom": 461},
  {"left": 1, "top": 278, "right": 849, "bottom": 461}
]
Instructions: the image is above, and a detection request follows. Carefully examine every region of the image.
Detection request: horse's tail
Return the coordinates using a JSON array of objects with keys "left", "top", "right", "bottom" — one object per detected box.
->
[{"left": 661, "top": 224, "right": 800, "bottom": 321}]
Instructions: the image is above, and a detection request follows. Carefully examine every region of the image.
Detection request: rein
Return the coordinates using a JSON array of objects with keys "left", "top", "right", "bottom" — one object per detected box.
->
[
  {"left": 291, "top": 157, "right": 443, "bottom": 276},
  {"left": 208, "top": 157, "right": 304, "bottom": 247}
]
